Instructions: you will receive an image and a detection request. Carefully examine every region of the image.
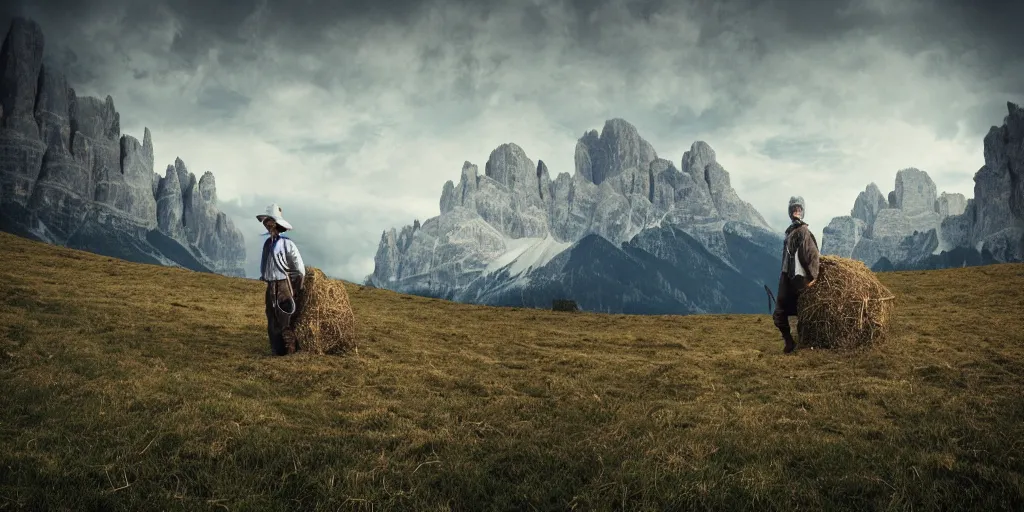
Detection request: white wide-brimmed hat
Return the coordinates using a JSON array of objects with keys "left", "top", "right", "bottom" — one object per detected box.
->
[{"left": 256, "top": 203, "right": 293, "bottom": 231}]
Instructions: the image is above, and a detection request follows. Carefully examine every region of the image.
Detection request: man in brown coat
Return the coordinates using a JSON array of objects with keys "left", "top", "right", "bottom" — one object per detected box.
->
[{"left": 773, "top": 196, "right": 820, "bottom": 353}]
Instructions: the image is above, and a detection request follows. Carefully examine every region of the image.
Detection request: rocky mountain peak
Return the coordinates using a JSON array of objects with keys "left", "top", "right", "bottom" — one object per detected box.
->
[
  {"left": 892, "top": 168, "right": 937, "bottom": 214},
  {"left": 824, "top": 101, "right": 1024, "bottom": 268},
  {"left": 663, "top": 139, "right": 769, "bottom": 230},
  {"left": 536, "top": 159, "right": 551, "bottom": 200},
  {"left": 681, "top": 141, "right": 716, "bottom": 176},
  {"left": 143, "top": 127, "right": 153, "bottom": 159},
  {"left": 851, "top": 183, "right": 888, "bottom": 228},
  {"left": 0, "top": 17, "right": 45, "bottom": 138},
  {"left": 484, "top": 142, "right": 534, "bottom": 193},
  {"left": 198, "top": 171, "right": 217, "bottom": 202},
  {"left": 34, "top": 62, "right": 71, "bottom": 151},
  {"left": 0, "top": 16, "right": 246, "bottom": 277},
  {"left": 825, "top": 167, "right": 951, "bottom": 267},
  {"left": 173, "top": 156, "right": 190, "bottom": 196},
  {"left": 156, "top": 163, "right": 185, "bottom": 239},
  {"left": 968, "top": 101, "right": 1024, "bottom": 260},
  {"left": 994, "top": 101, "right": 1024, "bottom": 221},
  {"left": 159, "top": 163, "right": 181, "bottom": 190},
  {"left": 71, "top": 94, "right": 120, "bottom": 141},
  {"left": 370, "top": 113, "right": 782, "bottom": 305},
  {"left": 935, "top": 192, "right": 967, "bottom": 217},
  {"left": 1005, "top": 101, "right": 1023, "bottom": 141},
  {"left": 439, "top": 180, "right": 457, "bottom": 214},
  {"left": 575, "top": 118, "right": 657, "bottom": 185},
  {"left": 536, "top": 159, "right": 549, "bottom": 177}
]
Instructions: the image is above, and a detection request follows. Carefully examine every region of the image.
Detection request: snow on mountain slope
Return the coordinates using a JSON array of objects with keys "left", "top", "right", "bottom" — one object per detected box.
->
[{"left": 484, "top": 236, "right": 574, "bottom": 277}]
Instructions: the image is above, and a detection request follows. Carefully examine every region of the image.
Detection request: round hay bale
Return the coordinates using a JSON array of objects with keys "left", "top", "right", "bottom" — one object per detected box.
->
[
  {"left": 293, "top": 266, "right": 357, "bottom": 354},
  {"left": 796, "top": 255, "right": 896, "bottom": 350}
]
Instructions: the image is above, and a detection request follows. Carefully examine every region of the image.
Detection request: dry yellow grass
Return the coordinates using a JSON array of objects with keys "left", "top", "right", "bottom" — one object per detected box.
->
[
  {"left": 0, "top": 231, "right": 1022, "bottom": 511},
  {"left": 797, "top": 255, "right": 897, "bottom": 349},
  {"left": 294, "top": 266, "right": 357, "bottom": 354}
]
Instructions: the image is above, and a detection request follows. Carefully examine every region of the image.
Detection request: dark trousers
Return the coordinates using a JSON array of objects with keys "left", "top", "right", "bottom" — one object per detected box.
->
[
  {"left": 773, "top": 273, "right": 808, "bottom": 341},
  {"left": 265, "top": 276, "right": 303, "bottom": 356}
]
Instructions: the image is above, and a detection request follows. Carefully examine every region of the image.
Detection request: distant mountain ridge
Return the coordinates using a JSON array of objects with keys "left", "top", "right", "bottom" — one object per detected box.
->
[
  {"left": 823, "top": 102, "right": 1024, "bottom": 271},
  {"left": 0, "top": 17, "right": 246, "bottom": 276},
  {"left": 368, "top": 118, "right": 784, "bottom": 314}
]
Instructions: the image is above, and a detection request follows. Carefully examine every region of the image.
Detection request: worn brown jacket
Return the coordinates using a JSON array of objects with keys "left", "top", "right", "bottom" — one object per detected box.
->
[{"left": 782, "top": 221, "right": 820, "bottom": 282}]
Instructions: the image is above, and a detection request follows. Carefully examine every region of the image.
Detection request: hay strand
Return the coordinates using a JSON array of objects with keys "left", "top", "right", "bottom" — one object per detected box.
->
[
  {"left": 796, "top": 255, "right": 897, "bottom": 350},
  {"left": 293, "top": 266, "right": 357, "bottom": 355}
]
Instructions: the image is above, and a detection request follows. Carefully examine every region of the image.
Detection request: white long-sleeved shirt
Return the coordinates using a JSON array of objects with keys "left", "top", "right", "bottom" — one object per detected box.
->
[
  {"left": 794, "top": 252, "right": 807, "bottom": 277},
  {"left": 260, "top": 235, "right": 305, "bottom": 281}
]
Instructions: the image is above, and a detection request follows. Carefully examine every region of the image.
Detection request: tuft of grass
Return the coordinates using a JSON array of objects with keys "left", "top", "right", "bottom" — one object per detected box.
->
[{"left": 1, "top": 231, "right": 1023, "bottom": 511}]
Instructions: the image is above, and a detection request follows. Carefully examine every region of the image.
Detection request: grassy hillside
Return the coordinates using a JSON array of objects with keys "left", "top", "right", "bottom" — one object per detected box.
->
[{"left": 1, "top": 231, "right": 1023, "bottom": 511}]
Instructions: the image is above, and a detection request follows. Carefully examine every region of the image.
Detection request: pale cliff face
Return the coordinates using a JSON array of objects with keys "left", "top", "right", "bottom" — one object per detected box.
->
[
  {"left": 367, "top": 116, "right": 785, "bottom": 314},
  {"left": 0, "top": 17, "right": 247, "bottom": 276},
  {"left": 822, "top": 102, "right": 1024, "bottom": 268}
]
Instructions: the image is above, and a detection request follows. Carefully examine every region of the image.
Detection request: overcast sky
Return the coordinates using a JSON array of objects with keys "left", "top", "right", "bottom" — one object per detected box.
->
[{"left": 3, "top": 0, "right": 1022, "bottom": 281}]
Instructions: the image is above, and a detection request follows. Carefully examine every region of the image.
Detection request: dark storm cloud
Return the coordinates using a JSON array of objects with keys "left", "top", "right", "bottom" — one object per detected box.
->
[
  {"left": 3, "top": 0, "right": 478, "bottom": 57},
  {"left": 683, "top": 0, "right": 1023, "bottom": 62},
  {"left": 4, "top": 0, "right": 1023, "bottom": 54},
  {"left": 933, "top": 0, "right": 1024, "bottom": 50},
  {"left": 196, "top": 84, "right": 251, "bottom": 115},
  {"left": 5, "top": 0, "right": 1022, "bottom": 104}
]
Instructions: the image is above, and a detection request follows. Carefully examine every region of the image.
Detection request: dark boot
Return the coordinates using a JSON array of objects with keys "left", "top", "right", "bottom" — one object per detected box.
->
[
  {"left": 783, "top": 332, "right": 796, "bottom": 354},
  {"left": 283, "top": 329, "right": 297, "bottom": 355},
  {"left": 773, "top": 302, "right": 796, "bottom": 354}
]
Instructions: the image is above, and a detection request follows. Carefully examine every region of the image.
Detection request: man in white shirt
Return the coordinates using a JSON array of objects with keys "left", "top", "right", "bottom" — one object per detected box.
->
[
  {"left": 257, "top": 203, "right": 306, "bottom": 356},
  {"left": 773, "top": 196, "right": 820, "bottom": 353}
]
